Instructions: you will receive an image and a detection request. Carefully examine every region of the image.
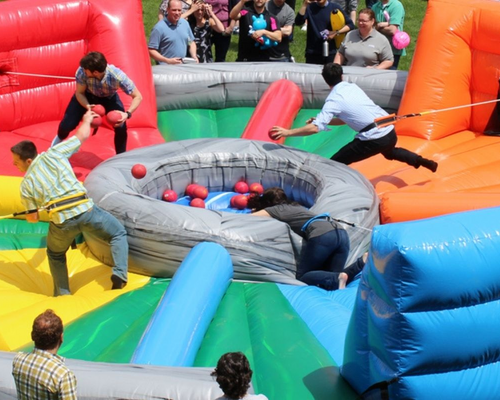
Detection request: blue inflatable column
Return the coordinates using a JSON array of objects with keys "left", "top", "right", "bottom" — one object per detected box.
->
[
  {"left": 131, "top": 242, "right": 233, "bottom": 366},
  {"left": 341, "top": 207, "right": 500, "bottom": 399}
]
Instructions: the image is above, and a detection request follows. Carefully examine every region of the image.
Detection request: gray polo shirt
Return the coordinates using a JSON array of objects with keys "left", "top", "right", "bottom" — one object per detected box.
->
[{"left": 338, "top": 28, "right": 393, "bottom": 67}]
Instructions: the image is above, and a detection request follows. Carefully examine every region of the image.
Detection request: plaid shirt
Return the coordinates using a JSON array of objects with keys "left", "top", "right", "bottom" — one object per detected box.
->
[
  {"left": 76, "top": 64, "right": 135, "bottom": 97},
  {"left": 20, "top": 136, "right": 94, "bottom": 224},
  {"left": 12, "top": 349, "right": 77, "bottom": 400}
]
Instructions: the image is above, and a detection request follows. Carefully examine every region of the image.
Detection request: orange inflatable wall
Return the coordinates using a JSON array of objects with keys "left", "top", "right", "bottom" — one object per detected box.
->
[
  {"left": 353, "top": 0, "right": 500, "bottom": 223},
  {"left": 0, "top": 0, "right": 164, "bottom": 180}
]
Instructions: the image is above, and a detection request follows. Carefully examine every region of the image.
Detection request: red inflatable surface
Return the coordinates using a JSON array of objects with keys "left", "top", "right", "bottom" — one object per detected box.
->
[{"left": 0, "top": 0, "right": 164, "bottom": 180}]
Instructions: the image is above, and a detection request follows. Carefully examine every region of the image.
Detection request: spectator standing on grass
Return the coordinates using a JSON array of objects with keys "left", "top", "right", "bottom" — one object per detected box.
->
[
  {"left": 372, "top": 0, "right": 406, "bottom": 69},
  {"left": 266, "top": 0, "right": 296, "bottom": 62},
  {"left": 149, "top": 0, "right": 199, "bottom": 64},
  {"left": 205, "top": 0, "right": 237, "bottom": 61},
  {"left": 334, "top": 8, "right": 393, "bottom": 69},
  {"left": 230, "top": 0, "right": 282, "bottom": 62},
  {"left": 188, "top": 1, "right": 225, "bottom": 62},
  {"left": 295, "top": 0, "right": 355, "bottom": 65}
]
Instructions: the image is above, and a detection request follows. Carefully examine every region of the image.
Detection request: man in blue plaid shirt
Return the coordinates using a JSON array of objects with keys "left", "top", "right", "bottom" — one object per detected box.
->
[
  {"left": 52, "top": 51, "right": 143, "bottom": 154},
  {"left": 12, "top": 310, "right": 77, "bottom": 400}
]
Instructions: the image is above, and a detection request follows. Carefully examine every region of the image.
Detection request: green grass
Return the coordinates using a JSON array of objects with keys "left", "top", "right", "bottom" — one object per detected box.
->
[{"left": 141, "top": 0, "right": 428, "bottom": 70}]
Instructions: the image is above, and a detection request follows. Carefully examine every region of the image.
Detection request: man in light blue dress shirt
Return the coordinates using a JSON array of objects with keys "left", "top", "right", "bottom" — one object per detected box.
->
[{"left": 269, "top": 63, "right": 438, "bottom": 172}]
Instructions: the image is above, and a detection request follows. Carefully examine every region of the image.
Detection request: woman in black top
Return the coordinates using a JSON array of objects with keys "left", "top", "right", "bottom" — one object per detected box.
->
[{"left": 248, "top": 187, "right": 366, "bottom": 290}]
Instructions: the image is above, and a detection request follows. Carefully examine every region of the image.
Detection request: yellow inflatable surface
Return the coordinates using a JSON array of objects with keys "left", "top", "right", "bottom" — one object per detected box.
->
[{"left": 0, "top": 244, "right": 149, "bottom": 351}]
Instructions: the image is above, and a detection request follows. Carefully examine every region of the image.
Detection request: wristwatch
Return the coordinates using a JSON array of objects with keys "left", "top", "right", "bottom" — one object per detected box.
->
[{"left": 126, "top": 111, "right": 132, "bottom": 119}]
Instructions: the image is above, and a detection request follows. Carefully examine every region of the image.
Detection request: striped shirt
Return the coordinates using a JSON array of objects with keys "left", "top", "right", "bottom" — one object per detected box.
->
[
  {"left": 75, "top": 64, "right": 135, "bottom": 97},
  {"left": 12, "top": 349, "right": 77, "bottom": 400},
  {"left": 313, "top": 81, "right": 393, "bottom": 140},
  {"left": 20, "top": 136, "right": 93, "bottom": 224}
]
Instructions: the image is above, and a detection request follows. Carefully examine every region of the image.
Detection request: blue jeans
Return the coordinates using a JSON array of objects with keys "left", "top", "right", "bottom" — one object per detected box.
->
[
  {"left": 46, "top": 206, "right": 128, "bottom": 296},
  {"left": 58, "top": 92, "right": 128, "bottom": 154},
  {"left": 296, "top": 228, "right": 350, "bottom": 290}
]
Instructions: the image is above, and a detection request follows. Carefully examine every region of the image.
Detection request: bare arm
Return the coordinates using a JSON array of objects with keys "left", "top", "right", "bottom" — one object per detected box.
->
[
  {"left": 75, "top": 83, "right": 91, "bottom": 110},
  {"left": 207, "top": 5, "right": 225, "bottom": 33},
  {"left": 149, "top": 48, "right": 183, "bottom": 64},
  {"left": 269, "top": 123, "right": 319, "bottom": 140},
  {"left": 252, "top": 209, "right": 271, "bottom": 217},
  {"left": 75, "top": 110, "right": 97, "bottom": 144},
  {"left": 230, "top": 0, "right": 248, "bottom": 20},
  {"left": 252, "top": 28, "right": 282, "bottom": 43},
  {"left": 376, "top": 21, "right": 399, "bottom": 36},
  {"left": 374, "top": 59, "right": 394, "bottom": 70},
  {"left": 113, "top": 87, "right": 143, "bottom": 125},
  {"left": 188, "top": 41, "right": 199, "bottom": 62},
  {"left": 333, "top": 52, "right": 344, "bottom": 65}
]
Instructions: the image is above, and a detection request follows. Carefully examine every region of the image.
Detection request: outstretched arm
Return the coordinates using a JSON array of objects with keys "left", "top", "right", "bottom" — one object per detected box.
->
[
  {"left": 75, "top": 110, "right": 98, "bottom": 144},
  {"left": 269, "top": 123, "right": 319, "bottom": 140}
]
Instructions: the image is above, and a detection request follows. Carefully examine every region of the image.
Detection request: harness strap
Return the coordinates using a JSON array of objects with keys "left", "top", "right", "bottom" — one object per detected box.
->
[
  {"left": 301, "top": 212, "right": 331, "bottom": 232},
  {"left": 45, "top": 193, "right": 89, "bottom": 217}
]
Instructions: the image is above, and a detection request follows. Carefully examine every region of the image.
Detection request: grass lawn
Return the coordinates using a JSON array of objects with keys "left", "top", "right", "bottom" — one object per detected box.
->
[{"left": 141, "top": 0, "right": 428, "bottom": 71}]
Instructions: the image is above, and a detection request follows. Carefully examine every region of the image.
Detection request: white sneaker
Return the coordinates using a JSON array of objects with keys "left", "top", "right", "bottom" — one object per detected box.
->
[{"left": 301, "top": 25, "right": 307, "bottom": 31}]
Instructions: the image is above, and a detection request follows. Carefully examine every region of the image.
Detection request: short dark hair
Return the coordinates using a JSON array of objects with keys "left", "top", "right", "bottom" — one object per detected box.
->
[
  {"left": 11, "top": 140, "right": 37, "bottom": 161},
  {"left": 80, "top": 51, "right": 107, "bottom": 73},
  {"left": 322, "top": 63, "right": 343, "bottom": 87},
  {"left": 31, "top": 309, "right": 64, "bottom": 350},
  {"left": 247, "top": 187, "right": 291, "bottom": 211},
  {"left": 211, "top": 352, "right": 253, "bottom": 398}
]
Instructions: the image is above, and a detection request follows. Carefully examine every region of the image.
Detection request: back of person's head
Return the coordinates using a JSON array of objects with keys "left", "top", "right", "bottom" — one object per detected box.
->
[
  {"left": 211, "top": 352, "right": 253, "bottom": 399},
  {"left": 322, "top": 63, "right": 343, "bottom": 87},
  {"left": 10, "top": 140, "right": 37, "bottom": 161},
  {"left": 247, "top": 187, "right": 290, "bottom": 211},
  {"left": 80, "top": 51, "right": 107, "bottom": 73},
  {"left": 31, "top": 309, "right": 63, "bottom": 350}
]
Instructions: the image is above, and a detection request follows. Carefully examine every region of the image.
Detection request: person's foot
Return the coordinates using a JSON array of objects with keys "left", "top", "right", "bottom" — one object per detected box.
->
[
  {"left": 338, "top": 272, "right": 348, "bottom": 290},
  {"left": 111, "top": 275, "right": 127, "bottom": 290},
  {"left": 417, "top": 157, "right": 438, "bottom": 172}
]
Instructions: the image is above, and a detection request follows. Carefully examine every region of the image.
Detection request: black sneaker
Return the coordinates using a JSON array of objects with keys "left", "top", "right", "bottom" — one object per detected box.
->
[
  {"left": 420, "top": 158, "right": 438, "bottom": 173},
  {"left": 111, "top": 275, "right": 127, "bottom": 290}
]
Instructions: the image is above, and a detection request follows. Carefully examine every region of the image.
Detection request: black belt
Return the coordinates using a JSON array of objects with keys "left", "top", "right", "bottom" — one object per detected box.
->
[
  {"left": 358, "top": 122, "right": 377, "bottom": 134},
  {"left": 46, "top": 194, "right": 88, "bottom": 211}
]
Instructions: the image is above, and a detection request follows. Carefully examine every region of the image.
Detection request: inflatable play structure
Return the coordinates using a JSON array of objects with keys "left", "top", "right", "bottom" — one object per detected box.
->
[{"left": 2, "top": 0, "right": 500, "bottom": 398}]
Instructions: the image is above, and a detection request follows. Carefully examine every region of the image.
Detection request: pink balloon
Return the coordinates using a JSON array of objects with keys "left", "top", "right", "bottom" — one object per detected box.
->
[{"left": 393, "top": 31, "right": 410, "bottom": 50}]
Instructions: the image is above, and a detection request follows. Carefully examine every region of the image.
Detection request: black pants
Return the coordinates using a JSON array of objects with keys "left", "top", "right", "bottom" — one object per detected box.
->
[
  {"left": 211, "top": 32, "right": 232, "bottom": 62},
  {"left": 305, "top": 53, "right": 335, "bottom": 65},
  {"left": 331, "top": 128, "right": 420, "bottom": 167},
  {"left": 58, "top": 92, "right": 127, "bottom": 154}
]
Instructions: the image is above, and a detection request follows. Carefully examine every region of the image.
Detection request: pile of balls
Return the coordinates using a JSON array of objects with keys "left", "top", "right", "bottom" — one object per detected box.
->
[
  {"left": 90, "top": 104, "right": 123, "bottom": 129},
  {"left": 230, "top": 181, "right": 264, "bottom": 210},
  {"left": 129, "top": 163, "right": 265, "bottom": 210}
]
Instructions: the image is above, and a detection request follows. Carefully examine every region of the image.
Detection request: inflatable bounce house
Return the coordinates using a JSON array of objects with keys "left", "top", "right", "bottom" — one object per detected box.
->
[{"left": 1, "top": 0, "right": 500, "bottom": 398}]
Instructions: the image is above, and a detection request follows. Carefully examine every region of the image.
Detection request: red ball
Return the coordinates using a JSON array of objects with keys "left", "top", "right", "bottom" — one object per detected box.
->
[
  {"left": 193, "top": 185, "right": 208, "bottom": 200},
  {"left": 190, "top": 198, "right": 206, "bottom": 208},
  {"left": 249, "top": 182, "right": 264, "bottom": 195},
  {"left": 162, "top": 189, "right": 178, "bottom": 202},
  {"left": 268, "top": 129, "right": 277, "bottom": 140},
  {"left": 131, "top": 164, "right": 147, "bottom": 179},
  {"left": 92, "top": 104, "right": 106, "bottom": 117},
  {"left": 90, "top": 115, "right": 102, "bottom": 129},
  {"left": 107, "top": 110, "right": 123, "bottom": 125},
  {"left": 234, "top": 181, "right": 249, "bottom": 194},
  {"left": 186, "top": 184, "right": 200, "bottom": 197},
  {"left": 232, "top": 194, "right": 248, "bottom": 210}
]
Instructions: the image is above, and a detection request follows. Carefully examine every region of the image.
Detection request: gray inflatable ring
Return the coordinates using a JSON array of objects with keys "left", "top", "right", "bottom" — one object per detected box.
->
[{"left": 84, "top": 138, "right": 379, "bottom": 285}]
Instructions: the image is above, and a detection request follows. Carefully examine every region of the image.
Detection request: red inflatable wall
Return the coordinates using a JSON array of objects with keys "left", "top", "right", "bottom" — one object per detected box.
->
[{"left": 0, "top": 0, "right": 164, "bottom": 180}]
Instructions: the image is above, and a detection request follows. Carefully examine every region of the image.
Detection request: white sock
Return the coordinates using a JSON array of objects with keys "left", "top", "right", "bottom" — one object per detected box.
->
[{"left": 51, "top": 135, "right": 62, "bottom": 147}]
